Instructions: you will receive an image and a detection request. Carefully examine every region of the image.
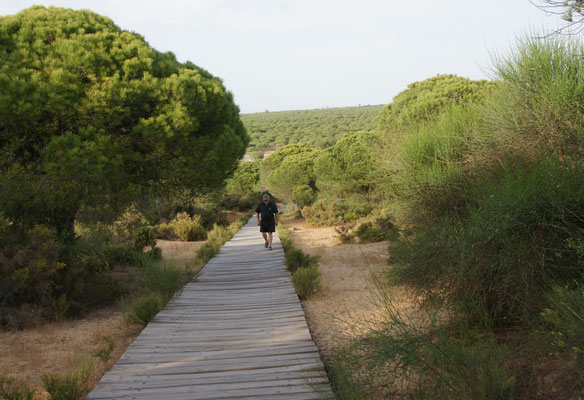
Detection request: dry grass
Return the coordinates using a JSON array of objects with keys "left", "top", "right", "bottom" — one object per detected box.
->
[
  {"left": 157, "top": 239, "right": 205, "bottom": 267},
  {"left": 283, "top": 216, "right": 416, "bottom": 365},
  {"left": 0, "top": 239, "right": 205, "bottom": 397},
  {"left": 0, "top": 308, "right": 141, "bottom": 397}
]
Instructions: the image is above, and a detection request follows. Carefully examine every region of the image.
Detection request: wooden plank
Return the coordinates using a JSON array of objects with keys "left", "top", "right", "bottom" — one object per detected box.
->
[{"left": 86, "top": 217, "right": 331, "bottom": 399}]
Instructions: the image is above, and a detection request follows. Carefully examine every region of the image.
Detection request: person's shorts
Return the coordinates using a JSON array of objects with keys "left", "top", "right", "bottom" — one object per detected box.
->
[{"left": 260, "top": 219, "right": 275, "bottom": 233}]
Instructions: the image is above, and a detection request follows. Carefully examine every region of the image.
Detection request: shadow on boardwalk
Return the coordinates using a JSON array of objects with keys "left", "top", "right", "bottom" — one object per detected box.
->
[{"left": 86, "top": 217, "right": 332, "bottom": 400}]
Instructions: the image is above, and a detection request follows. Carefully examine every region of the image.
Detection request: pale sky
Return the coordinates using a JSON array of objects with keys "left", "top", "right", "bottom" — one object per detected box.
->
[{"left": 0, "top": 1, "right": 568, "bottom": 113}]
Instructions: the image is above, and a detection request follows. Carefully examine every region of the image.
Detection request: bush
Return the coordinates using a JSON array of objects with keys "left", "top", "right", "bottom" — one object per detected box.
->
[
  {"left": 154, "top": 222, "right": 176, "bottom": 240},
  {"left": 0, "top": 225, "right": 64, "bottom": 310},
  {"left": 301, "top": 200, "right": 341, "bottom": 226},
  {"left": 133, "top": 226, "right": 156, "bottom": 251},
  {"left": 41, "top": 364, "right": 90, "bottom": 400},
  {"left": 292, "top": 184, "right": 317, "bottom": 209},
  {"left": 354, "top": 213, "right": 397, "bottom": 243},
  {"left": 146, "top": 262, "right": 182, "bottom": 304},
  {"left": 0, "top": 376, "right": 36, "bottom": 400},
  {"left": 541, "top": 284, "right": 584, "bottom": 367},
  {"left": 126, "top": 295, "right": 160, "bottom": 325},
  {"left": 285, "top": 248, "right": 319, "bottom": 273},
  {"left": 388, "top": 37, "right": 584, "bottom": 328},
  {"left": 112, "top": 205, "right": 150, "bottom": 242},
  {"left": 167, "top": 212, "right": 207, "bottom": 241},
  {"left": 291, "top": 265, "right": 321, "bottom": 300},
  {"left": 103, "top": 242, "right": 147, "bottom": 268}
]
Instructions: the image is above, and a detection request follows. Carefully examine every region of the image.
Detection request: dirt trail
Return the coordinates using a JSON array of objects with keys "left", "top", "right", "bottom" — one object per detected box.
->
[{"left": 283, "top": 217, "right": 412, "bottom": 365}]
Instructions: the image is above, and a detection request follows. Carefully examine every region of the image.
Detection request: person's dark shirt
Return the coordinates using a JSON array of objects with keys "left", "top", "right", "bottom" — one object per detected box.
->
[{"left": 256, "top": 201, "right": 278, "bottom": 222}]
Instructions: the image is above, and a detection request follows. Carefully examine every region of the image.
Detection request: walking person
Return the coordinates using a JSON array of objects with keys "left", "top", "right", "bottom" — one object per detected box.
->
[{"left": 256, "top": 194, "right": 279, "bottom": 250}]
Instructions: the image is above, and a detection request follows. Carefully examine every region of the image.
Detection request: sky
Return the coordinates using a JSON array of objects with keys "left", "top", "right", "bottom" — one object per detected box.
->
[{"left": 0, "top": 0, "right": 569, "bottom": 113}]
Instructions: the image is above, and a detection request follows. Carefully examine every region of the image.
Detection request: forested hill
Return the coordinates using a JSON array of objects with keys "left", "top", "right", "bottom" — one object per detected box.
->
[{"left": 241, "top": 105, "right": 383, "bottom": 151}]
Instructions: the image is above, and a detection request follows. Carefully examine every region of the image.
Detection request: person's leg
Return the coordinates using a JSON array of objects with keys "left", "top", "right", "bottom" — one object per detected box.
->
[
  {"left": 268, "top": 232, "right": 273, "bottom": 248},
  {"left": 262, "top": 232, "right": 268, "bottom": 245}
]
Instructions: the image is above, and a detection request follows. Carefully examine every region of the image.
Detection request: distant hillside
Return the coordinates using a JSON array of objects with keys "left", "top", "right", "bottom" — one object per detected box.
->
[{"left": 241, "top": 105, "right": 383, "bottom": 151}]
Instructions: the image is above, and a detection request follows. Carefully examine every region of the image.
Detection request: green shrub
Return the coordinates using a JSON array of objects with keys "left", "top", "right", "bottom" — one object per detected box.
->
[
  {"left": 277, "top": 225, "right": 293, "bottom": 252},
  {"left": 0, "top": 225, "right": 64, "bottom": 310},
  {"left": 292, "top": 184, "right": 317, "bottom": 209},
  {"left": 126, "top": 295, "right": 160, "bottom": 325},
  {"left": 285, "top": 248, "right": 319, "bottom": 273},
  {"left": 392, "top": 158, "right": 584, "bottom": 327},
  {"left": 388, "top": 37, "right": 584, "bottom": 328},
  {"left": 170, "top": 212, "right": 207, "bottom": 241},
  {"left": 41, "top": 364, "right": 90, "bottom": 400},
  {"left": 92, "top": 336, "right": 116, "bottom": 363},
  {"left": 376, "top": 74, "right": 495, "bottom": 131},
  {"left": 112, "top": 205, "right": 150, "bottom": 242},
  {"left": 103, "top": 243, "right": 146, "bottom": 267},
  {"left": 541, "top": 284, "right": 584, "bottom": 367},
  {"left": 354, "top": 214, "right": 397, "bottom": 243},
  {"left": 51, "top": 294, "right": 70, "bottom": 320},
  {"left": 154, "top": 222, "right": 176, "bottom": 240},
  {"left": 301, "top": 200, "right": 340, "bottom": 226},
  {"left": 133, "top": 226, "right": 156, "bottom": 251},
  {"left": 0, "top": 376, "right": 36, "bottom": 400},
  {"left": 146, "top": 262, "right": 182, "bottom": 304},
  {"left": 291, "top": 265, "right": 321, "bottom": 300}
]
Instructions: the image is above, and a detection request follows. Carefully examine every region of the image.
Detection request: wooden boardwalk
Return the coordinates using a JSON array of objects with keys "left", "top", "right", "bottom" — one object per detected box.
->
[{"left": 86, "top": 217, "right": 332, "bottom": 400}]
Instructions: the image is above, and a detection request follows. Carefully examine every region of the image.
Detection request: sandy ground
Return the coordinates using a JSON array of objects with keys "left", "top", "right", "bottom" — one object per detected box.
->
[
  {"left": 283, "top": 217, "right": 414, "bottom": 365},
  {"left": 0, "top": 239, "right": 204, "bottom": 396}
]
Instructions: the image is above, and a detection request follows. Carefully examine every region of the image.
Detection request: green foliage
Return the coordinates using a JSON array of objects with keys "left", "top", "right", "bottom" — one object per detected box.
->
[
  {"left": 314, "top": 131, "right": 382, "bottom": 204},
  {"left": 302, "top": 198, "right": 370, "bottom": 226},
  {"left": 376, "top": 74, "right": 496, "bottom": 131},
  {"left": 354, "top": 214, "right": 397, "bottom": 243},
  {"left": 222, "top": 176, "right": 261, "bottom": 210},
  {"left": 113, "top": 205, "right": 150, "bottom": 243},
  {"left": 301, "top": 200, "right": 341, "bottom": 226},
  {"left": 126, "top": 295, "right": 160, "bottom": 325},
  {"left": 285, "top": 248, "right": 319, "bottom": 274},
  {"left": 488, "top": 36, "right": 584, "bottom": 155},
  {"left": 389, "top": 37, "right": 584, "bottom": 328},
  {"left": 0, "top": 6, "right": 248, "bottom": 239},
  {"left": 291, "top": 265, "right": 321, "bottom": 300},
  {"left": 390, "top": 104, "right": 482, "bottom": 225},
  {"left": 41, "top": 363, "right": 90, "bottom": 400},
  {"left": 292, "top": 184, "right": 317, "bottom": 209},
  {"left": 0, "top": 376, "right": 36, "bottom": 400},
  {"left": 133, "top": 226, "right": 156, "bottom": 251},
  {"left": 278, "top": 224, "right": 321, "bottom": 299},
  {"left": 541, "top": 284, "right": 584, "bottom": 367},
  {"left": 266, "top": 148, "right": 320, "bottom": 203},
  {"left": 146, "top": 262, "right": 183, "bottom": 304},
  {"left": 242, "top": 105, "right": 383, "bottom": 150},
  {"left": 0, "top": 225, "right": 65, "bottom": 309},
  {"left": 169, "top": 212, "right": 207, "bottom": 241},
  {"left": 224, "top": 161, "right": 261, "bottom": 197}
]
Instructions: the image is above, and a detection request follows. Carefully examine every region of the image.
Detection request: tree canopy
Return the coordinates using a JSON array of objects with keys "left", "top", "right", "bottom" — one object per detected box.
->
[
  {"left": 241, "top": 105, "right": 382, "bottom": 150},
  {"left": 0, "top": 6, "right": 248, "bottom": 238},
  {"left": 376, "top": 74, "right": 496, "bottom": 131}
]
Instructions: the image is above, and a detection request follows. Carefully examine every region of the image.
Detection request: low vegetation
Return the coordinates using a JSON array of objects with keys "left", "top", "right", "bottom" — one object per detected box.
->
[
  {"left": 278, "top": 224, "right": 321, "bottom": 299},
  {"left": 242, "top": 105, "right": 382, "bottom": 150}
]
